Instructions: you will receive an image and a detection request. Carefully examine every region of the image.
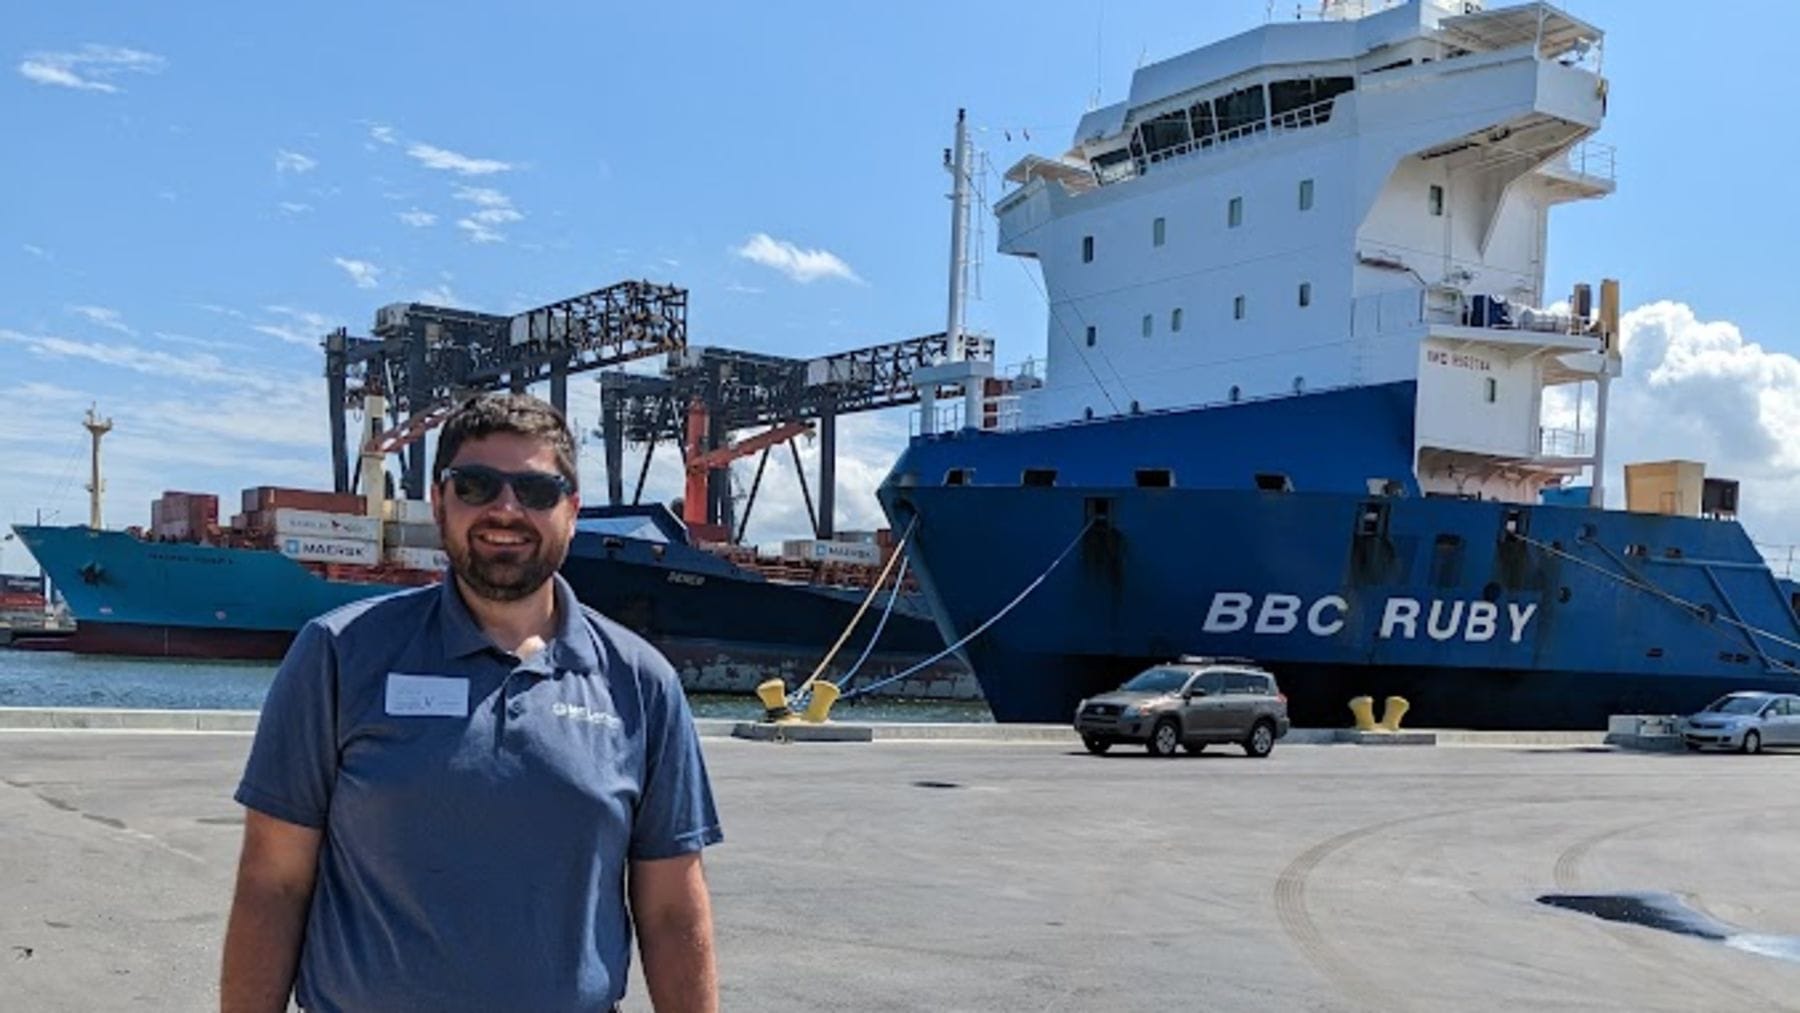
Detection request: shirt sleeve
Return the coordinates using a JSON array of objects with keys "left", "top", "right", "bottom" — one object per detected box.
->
[
  {"left": 630, "top": 653, "right": 723, "bottom": 861},
  {"left": 235, "top": 619, "right": 339, "bottom": 828}
]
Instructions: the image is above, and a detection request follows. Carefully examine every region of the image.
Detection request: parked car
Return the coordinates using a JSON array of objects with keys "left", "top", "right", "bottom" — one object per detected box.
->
[
  {"left": 1074, "top": 658, "right": 1290, "bottom": 758},
  {"left": 1679, "top": 692, "right": 1800, "bottom": 753}
]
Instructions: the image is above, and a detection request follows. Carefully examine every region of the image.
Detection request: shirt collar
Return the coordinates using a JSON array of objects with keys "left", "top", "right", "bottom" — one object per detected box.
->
[{"left": 437, "top": 572, "right": 600, "bottom": 674}]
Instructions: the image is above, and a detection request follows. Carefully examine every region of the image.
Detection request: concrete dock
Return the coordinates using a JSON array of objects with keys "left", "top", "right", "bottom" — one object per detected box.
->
[{"left": 1, "top": 724, "right": 1796, "bottom": 1011}]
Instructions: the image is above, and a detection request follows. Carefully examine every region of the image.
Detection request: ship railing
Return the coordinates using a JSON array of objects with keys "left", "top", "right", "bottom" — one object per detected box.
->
[
  {"left": 1538, "top": 426, "right": 1592, "bottom": 459},
  {"left": 1558, "top": 139, "right": 1616, "bottom": 185},
  {"left": 910, "top": 396, "right": 1026, "bottom": 436}
]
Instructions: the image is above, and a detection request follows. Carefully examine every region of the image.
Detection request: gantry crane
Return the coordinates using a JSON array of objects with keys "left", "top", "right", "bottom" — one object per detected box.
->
[{"left": 323, "top": 280, "right": 687, "bottom": 499}]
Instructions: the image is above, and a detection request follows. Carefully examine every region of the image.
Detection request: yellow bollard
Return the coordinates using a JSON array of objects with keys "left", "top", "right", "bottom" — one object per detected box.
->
[
  {"left": 1349, "top": 695, "right": 1379, "bottom": 732},
  {"left": 756, "top": 679, "right": 796, "bottom": 723},
  {"left": 1378, "top": 695, "right": 1410, "bottom": 732},
  {"left": 802, "top": 681, "right": 841, "bottom": 723}
]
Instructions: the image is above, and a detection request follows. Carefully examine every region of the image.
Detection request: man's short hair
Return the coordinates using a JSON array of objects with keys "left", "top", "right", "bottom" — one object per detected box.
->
[{"left": 431, "top": 393, "right": 579, "bottom": 491}]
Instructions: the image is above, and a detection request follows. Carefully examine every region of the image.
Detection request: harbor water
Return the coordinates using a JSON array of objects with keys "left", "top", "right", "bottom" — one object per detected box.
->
[{"left": 0, "top": 648, "right": 993, "bottom": 722}]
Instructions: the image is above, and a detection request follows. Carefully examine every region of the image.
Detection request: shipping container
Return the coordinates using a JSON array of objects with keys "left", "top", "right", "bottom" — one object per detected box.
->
[
  {"left": 244, "top": 487, "right": 364, "bottom": 516},
  {"left": 1, "top": 574, "right": 45, "bottom": 595},
  {"left": 382, "top": 498, "right": 435, "bottom": 525},
  {"left": 279, "top": 535, "right": 380, "bottom": 566},
  {"left": 272, "top": 509, "right": 380, "bottom": 541},
  {"left": 387, "top": 547, "right": 449, "bottom": 572},
  {"left": 780, "top": 540, "right": 883, "bottom": 565},
  {"left": 384, "top": 522, "right": 442, "bottom": 549}
]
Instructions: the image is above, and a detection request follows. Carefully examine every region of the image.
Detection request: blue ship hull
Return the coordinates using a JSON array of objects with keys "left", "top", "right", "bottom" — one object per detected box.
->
[
  {"left": 11, "top": 512, "right": 967, "bottom": 697},
  {"left": 879, "top": 386, "right": 1800, "bottom": 727}
]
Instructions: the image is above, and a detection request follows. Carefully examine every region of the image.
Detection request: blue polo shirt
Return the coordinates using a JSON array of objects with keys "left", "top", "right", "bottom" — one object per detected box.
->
[{"left": 235, "top": 573, "right": 722, "bottom": 1012}]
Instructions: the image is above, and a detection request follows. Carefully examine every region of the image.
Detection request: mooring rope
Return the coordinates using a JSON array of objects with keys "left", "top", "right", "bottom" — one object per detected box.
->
[{"left": 842, "top": 517, "right": 1097, "bottom": 702}]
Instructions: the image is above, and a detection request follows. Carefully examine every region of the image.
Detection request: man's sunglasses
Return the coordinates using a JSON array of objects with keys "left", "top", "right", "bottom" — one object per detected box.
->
[{"left": 441, "top": 465, "right": 575, "bottom": 511}]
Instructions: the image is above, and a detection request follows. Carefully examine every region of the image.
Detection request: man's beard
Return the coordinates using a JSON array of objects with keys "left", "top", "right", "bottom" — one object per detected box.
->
[{"left": 445, "top": 523, "right": 566, "bottom": 602}]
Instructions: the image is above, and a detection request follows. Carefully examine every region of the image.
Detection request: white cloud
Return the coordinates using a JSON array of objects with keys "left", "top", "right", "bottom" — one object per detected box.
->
[
  {"left": 406, "top": 142, "right": 512, "bottom": 175},
  {"left": 68, "top": 304, "right": 135, "bottom": 335},
  {"left": 368, "top": 123, "right": 398, "bottom": 146},
  {"left": 278, "top": 201, "right": 313, "bottom": 215},
  {"left": 416, "top": 284, "right": 462, "bottom": 307},
  {"left": 152, "top": 330, "right": 238, "bottom": 351},
  {"left": 197, "top": 303, "right": 247, "bottom": 319},
  {"left": 17, "top": 44, "right": 165, "bottom": 93},
  {"left": 0, "top": 329, "right": 286, "bottom": 393},
  {"left": 274, "top": 149, "right": 317, "bottom": 174},
  {"left": 332, "top": 256, "right": 382, "bottom": 289},
  {"left": 724, "top": 281, "right": 765, "bottom": 295},
  {"left": 732, "top": 233, "right": 863, "bottom": 285},
  {"left": 396, "top": 209, "right": 437, "bottom": 228},
  {"left": 1566, "top": 301, "right": 1800, "bottom": 552},
  {"left": 22, "top": 244, "right": 51, "bottom": 260},
  {"left": 452, "top": 185, "right": 523, "bottom": 243},
  {"left": 252, "top": 305, "right": 339, "bottom": 348}
]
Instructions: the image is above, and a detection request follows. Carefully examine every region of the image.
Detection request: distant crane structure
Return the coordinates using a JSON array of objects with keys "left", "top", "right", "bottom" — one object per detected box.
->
[
  {"left": 595, "top": 330, "right": 995, "bottom": 542},
  {"left": 323, "top": 280, "right": 688, "bottom": 499}
]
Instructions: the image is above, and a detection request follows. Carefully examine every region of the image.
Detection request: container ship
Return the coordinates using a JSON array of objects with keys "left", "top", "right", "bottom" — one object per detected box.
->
[
  {"left": 879, "top": 0, "right": 1800, "bottom": 727},
  {"left": 12, "top": 486, "right": 972, "bottom": 700}
]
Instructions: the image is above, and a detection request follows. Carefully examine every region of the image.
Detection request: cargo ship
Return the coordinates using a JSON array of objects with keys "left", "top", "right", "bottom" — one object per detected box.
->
[
  {"left": 13, "top": 490, "right": 972, "bottom": 700},
  {"left": 879, "top": 0, "right": 1800, "bottom": 727}
]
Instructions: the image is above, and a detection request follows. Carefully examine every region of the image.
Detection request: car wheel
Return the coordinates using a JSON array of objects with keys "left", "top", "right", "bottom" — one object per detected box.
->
[
  {"left": 1082, "top": 735, "right": 1113, "bottom": 756},
  {"left": 1742, "top": 730, "right": 1762, "bottom": 755},
  {"left": 1244, "top": 720, "right": 1276, "bottom": 759},
  {"left": 1684, "top": 742, "right": 1702, "bottom": 752},
  {"left": 1182, "top": 742, "right": 1207, "bottom": 755},
  {"left": 1147, "top": 718, "right": 1181, "bottom": 757}
]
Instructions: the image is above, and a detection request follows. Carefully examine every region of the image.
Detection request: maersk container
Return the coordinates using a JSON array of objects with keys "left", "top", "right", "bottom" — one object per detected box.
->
[{"left": 279, "top": 535, "right": 379, "bottom": 566}]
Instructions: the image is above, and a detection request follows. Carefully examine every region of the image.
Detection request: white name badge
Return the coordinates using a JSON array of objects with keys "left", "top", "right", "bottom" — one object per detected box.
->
[{"left": 385, "top": 674, "right": 470, "bottom": 718}]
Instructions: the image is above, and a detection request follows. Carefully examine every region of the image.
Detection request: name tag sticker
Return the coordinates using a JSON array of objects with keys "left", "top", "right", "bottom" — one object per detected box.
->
[{"left": 385, "top": 674, "right": 470, "bottom": 717}]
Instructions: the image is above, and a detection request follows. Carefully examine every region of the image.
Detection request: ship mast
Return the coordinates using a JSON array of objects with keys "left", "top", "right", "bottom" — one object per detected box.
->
[
  {"left": 916, "top": 108, "right": 993, "bottom": 435},
  {"left": 82, "top": 405, "right": 113, "bottom": 530}
]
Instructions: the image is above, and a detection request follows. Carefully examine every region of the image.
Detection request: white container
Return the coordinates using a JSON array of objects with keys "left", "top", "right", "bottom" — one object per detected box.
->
[
  {"left": 273, "top": 509, "right": 380, "bottom": 541},
  {"left": 388, "top": 547, "right": 448, "bottom": 571},
  {"left": 280, "top": 535, "right": 380, "bottom": 566},
  {"left": 782, "top": 539, "right": 881, "bottom": 565}
]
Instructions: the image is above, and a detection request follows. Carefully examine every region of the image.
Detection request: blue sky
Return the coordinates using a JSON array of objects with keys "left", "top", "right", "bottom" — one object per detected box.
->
[{"left": 6, "top": 0, "right": 1800, "bottom": 570}]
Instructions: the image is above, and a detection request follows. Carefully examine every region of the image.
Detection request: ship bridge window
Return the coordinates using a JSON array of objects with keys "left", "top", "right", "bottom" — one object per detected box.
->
[
  {"left": 1171, "top": 307, "right": 1183, "bottom": 332},
  {"left": 1137, "top": 109, "right": 1192, "bottom": 161},
  {"left": 1135, "top": 468, "right": 1174, "bottom": 488},
  {"left": 1081, "top": 235, "right": 1095, "bottom": 262},
  {"left": 1021, "top": 468, "right": 1058, "bottom": 487},
  {"left": 1228, "top": 196, "right": 1243, "bottom": 228},
  {"left": 944, "top": 468, "right": 973, "bottom": 487},
  {"left": 1187, "top": 101, "right": 1216, "bottom": 146},
  {"left": 1254, "top": 473, "right": 1293, "bottom": 493},
  {"left": 1213, "top": 85, "right": 1268, "bottom": 138},
  {"left": 1269, "top": 77, "right": 1353, "bottom": 127},
  {"left": 1429, "top": 185, "right": 1445, "bottom": 217},
  {"left": 1152, "top": 217, "right": 1166, "bottom": 246},
  {"left": 1299, "top": 178, "right": 1315, "bottom": 210},
  {"left": 1091, "top": 147, "right": 1133, "bottom": 184}
]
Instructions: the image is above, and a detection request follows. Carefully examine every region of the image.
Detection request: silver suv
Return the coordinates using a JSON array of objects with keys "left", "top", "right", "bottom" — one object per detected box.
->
[{"left": 1074, "top": 659, "right": 1290, "bottom": 758}]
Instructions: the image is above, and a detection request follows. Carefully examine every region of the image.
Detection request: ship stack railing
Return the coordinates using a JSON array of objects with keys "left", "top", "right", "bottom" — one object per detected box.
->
[{"left": 1537, "top": 426, "right": 1593, "bottom": 459}]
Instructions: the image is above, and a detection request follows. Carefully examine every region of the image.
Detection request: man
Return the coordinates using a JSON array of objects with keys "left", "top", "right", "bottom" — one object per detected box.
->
[{"left": 221, "top": 393, "right": 721, "bottom": 1012}]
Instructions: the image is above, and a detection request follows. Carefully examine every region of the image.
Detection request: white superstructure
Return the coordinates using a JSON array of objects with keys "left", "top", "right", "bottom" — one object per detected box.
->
[{"left": 994, "top": 0, "right": 1618, "bottom": 504}]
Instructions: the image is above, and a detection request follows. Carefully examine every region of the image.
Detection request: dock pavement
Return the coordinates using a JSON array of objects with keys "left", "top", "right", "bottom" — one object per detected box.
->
[{"left": 1, "top": 711, "right": 1796, "bottom": 1011}]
